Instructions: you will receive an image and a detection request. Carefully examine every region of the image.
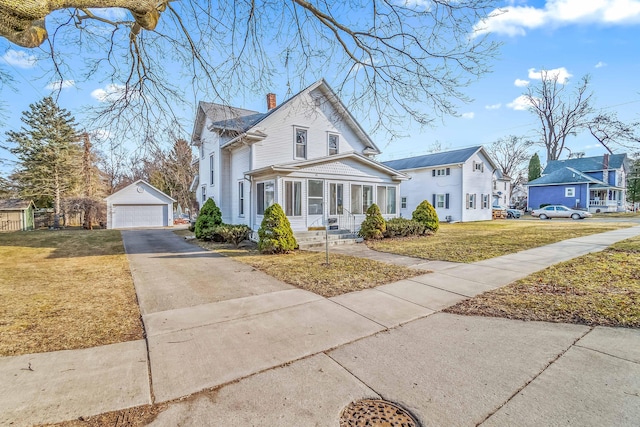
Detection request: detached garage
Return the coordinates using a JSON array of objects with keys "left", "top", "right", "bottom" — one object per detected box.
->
[{"left": 106, "top": 180, "right": 175, "bottom": 229}]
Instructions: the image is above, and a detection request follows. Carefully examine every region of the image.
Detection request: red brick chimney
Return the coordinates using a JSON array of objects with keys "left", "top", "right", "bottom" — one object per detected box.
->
[{"left": 266, "top": 93, "right": 276, "bottom": 110}]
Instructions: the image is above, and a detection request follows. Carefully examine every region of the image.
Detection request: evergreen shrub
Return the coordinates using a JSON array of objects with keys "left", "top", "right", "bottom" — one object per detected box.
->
[
  {"left": 384, "top": 217, "right": 427, "bottom": 238},
  {"left": 194, "top": 198, "right": 223, "bottom": 239},
  {"left": 359, "top": 203, "right": 386, "bottom": 240},
  {"left": 412, "top": 200, "right": 439, "bottom": 232},
  {"left": 258, "top": 203, "right": 297, "bottom": 253}
]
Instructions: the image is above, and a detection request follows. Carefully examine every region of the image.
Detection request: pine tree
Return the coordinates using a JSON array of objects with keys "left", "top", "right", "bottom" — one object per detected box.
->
[
  {"left": 7, "top": 97, "right": 81, "bottom": 227},
  {"left": 528, "top": 153, "right": 542, "bottom": 182}
]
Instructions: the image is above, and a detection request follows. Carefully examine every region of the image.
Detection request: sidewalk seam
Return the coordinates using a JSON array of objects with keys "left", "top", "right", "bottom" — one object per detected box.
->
[
  {"left": 574, "top": 344, "right": 640, "bottom": 365},
  {"left": 477, "top": 326, "right": 594, "bottom": 426}
]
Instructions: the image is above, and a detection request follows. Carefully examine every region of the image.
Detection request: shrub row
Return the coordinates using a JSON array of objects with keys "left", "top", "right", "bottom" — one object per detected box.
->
[
  {"left": 358, "top": 200, "right": 439, "bottom": 240},
  {"left": 193, "top": 199, "right": 251, "bottom": 247}
]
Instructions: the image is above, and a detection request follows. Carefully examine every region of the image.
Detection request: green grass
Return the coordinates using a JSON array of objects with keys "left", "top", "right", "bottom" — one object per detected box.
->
[
  {"left": 0, "top": 229, "right": 143, "bottom": 356},
  {"left": 366, "top": 220, "right": 636, "bottom": 263},
  {"left": 445, "top": 235, "right": 640, "bottom": 327}
]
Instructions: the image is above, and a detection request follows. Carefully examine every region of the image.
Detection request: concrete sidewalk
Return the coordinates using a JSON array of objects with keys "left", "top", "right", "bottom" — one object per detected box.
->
[{"left": 1, "top": 226, "right": 639, "bottom": 426}]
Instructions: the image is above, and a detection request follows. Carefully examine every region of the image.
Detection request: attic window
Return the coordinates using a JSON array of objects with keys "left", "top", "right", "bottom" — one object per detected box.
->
[
  {"left": 473, "top": 161, "right": 484, "bottom": 172},
  {"left": 295, "top": 128, "right": 307, "bottom": 159},
  {"left": 328, "top": 134, "right": 339, "bottom": 155}
]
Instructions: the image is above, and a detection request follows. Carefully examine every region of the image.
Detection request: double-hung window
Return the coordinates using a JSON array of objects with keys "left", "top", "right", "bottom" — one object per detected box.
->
[
  {"left": 466, "top": 193, "right": 477, "bottom": 209},
  {"left": 257, "top": 181, "right": 274, "bottom": 215},
  {"left": 209, "top": 153, "right": 215, "bottom": 185},
  {"left": 377, "top": 186, "right": 397, "bottom": 214},
  {"left": 329, "top": 183, "right": 343, "bottom": 215},
  {"left": 285, "top": 181, "right": 302, "bottom": 216},
  {"left": 238, "top": 181, "right": 244, "bottom": 216},
  {"left": 482, "top": 194, "right": 490, "bottom": 209},
  {"left": 295, "top": 128, "right": 307, "bottom": 159}
]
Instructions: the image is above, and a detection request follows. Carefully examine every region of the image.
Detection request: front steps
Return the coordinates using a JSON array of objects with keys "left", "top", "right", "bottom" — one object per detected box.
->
[{"left": 295, "top": 229, "right": 362, "bottom": 250}]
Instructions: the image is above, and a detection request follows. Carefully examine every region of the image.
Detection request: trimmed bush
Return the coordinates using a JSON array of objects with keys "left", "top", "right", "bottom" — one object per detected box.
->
[
  {"left": 359, "top": 203, "right": 386, "bottom": 240},
  {"left": 194, "top": 198, "right": 223, "bottom": 239},
  {"left": 412, "top": 200, "right": 439, "bottom": 232},
  {"left": 258, "top": 203, "right": 297, "bottom": 253},
  {"left": 216, "top": 224, "right": 251, "bottom": 247},
  {"left": 384, "top": 217, "right": 427, "bottom": 238}
]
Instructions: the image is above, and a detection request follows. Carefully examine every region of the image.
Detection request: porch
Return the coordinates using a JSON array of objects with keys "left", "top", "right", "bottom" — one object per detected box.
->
[{"left": 589, "top": 188, "right": 624, "bottom": 213}]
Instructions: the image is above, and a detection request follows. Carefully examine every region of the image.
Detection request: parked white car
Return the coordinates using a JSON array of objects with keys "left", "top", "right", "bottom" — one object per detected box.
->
[{"left": 530, "top": 205, "right": 593, "bottom": 220}]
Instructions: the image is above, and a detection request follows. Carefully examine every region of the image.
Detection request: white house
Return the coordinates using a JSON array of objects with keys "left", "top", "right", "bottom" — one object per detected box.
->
[
  {"left": 191, "top": 79, "right": 408, "bottom": 235},
  {"left": 492, "top": 170, "right": 512, "bottom": 207},
  {"left": 106, "top": 180, "right": 176, "bottom": 229},
  {"left": 382, "top": 146, "right": 497, "bottom": 222}
]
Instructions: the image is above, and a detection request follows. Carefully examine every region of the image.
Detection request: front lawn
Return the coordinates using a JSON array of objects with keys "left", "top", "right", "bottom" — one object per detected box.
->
[
  {"left": 185, "top": 239, "right": 425, "bottom": 298},
  {"left": 0, "top": 230, "right": 143, "bottom": 356},
  {"left": 445, "top": 235, "right": 640, "bottom": 327},
  {"left": 366, "top": 220, "right": 636, "bottom": 263}
]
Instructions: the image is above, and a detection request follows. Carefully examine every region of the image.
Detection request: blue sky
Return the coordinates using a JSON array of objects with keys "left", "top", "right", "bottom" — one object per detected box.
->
[{"left": 1, "top": 0, "right": 639, "bottom": 176}]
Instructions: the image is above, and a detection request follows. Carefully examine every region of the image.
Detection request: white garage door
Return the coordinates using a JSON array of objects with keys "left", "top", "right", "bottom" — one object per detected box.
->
[{"left": 112, "top": 205, "right": 167, "bottom": 228}]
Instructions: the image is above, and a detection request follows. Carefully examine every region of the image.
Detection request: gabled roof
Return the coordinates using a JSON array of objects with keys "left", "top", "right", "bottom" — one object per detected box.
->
[
  {"left": 543, "top": 153, "right": 627, "bottom": 174},
  {"left": 246, "top": 151, "right": 409, "bottom": 181},
  {"left": 382, "top": 146, "right": 494, "bottom": 171},
  {"left": 105, "top": 179, "right": 176, "bottom": 203},
  {"left": 191, "top": 79, "right": 381, "bottom": 154},
  {"left": 527, "top": 167, "right": 604, "bottom": 186},
  {"left": 0, "top": 199, "right": 34, "bottom": 211}
]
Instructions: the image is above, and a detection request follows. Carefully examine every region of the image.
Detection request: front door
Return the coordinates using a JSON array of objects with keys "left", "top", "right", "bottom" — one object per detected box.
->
[{"left": 307, "top": 179, "right": 324, "bottom": 228}]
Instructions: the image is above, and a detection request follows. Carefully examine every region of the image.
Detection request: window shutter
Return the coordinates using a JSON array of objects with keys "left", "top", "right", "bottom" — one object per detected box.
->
[
  {"left": 446, "top": 167, "right": 450, "bottom": 176},
  {"left": 466, "top": 193, "right": 469, "bottom": 209},
  {"left": 475, "top": 194, "right": 478, "bottom": 209},
  {"left": 445, "top": 193, "right": 450, "bottom": 209},
  {"left": 432, "top": 170, "right": 436, "bottom": 177},
  {"left": 432, "top": 194, "right": 436, "bottom": 206},
  {"left": 481, "top": 163, "right": 484, "bottom": 172}
]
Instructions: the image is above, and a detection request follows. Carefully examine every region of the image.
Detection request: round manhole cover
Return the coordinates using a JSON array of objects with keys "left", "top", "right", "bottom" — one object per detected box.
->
[{"left": 339, "top": 399, "right": 419, "bottom": 427}]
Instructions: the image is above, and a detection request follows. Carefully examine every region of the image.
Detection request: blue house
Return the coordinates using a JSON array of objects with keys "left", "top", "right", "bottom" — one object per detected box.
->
[{"left": 527, "top": 153, "right": 629, "bottom": 213}]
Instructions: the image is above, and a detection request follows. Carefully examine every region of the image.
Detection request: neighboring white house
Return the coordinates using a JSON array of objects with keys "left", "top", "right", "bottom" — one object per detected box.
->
[
  {"left": 106, "top": 180, "right": 176, "bottom": 229},
  {"left": 191, "top": 79, "right": 408, "bottom": 234},
  {"left": 492, "top": 169, "right": 512, "bottom": 206},
  {"left": 382, "top": 146, "right": 497, "bottom": 222}
]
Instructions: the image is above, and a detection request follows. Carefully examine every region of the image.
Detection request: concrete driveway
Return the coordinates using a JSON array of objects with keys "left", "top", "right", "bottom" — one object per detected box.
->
[{"left": 122, "top": 229, "right": 293, "bottom": 315}]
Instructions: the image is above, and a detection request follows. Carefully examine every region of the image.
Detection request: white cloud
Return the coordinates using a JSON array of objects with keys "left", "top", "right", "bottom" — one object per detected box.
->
[
  {"left": 2, "top": 49, "right": 37, "bottom": 68},
  {"left": 485, "top": 103, "right": 502, "bottom": 110},
  {"left": 507, "top": 95, "right": 533, "bottom": 111},
  {"left": 46, "top": 80, "right": 75, "bottom": 90},
  {"left": 91, "top": 83, "right": 126, "bottom": 102},
  {"left": 528, "top": 67, "right": 573, "bottom": 84},
  {"left": 461, "top": 112, "right": 475, "bottom": 119},
  {"left": 473, "top": 0, "right": 640, "bottom": 37},
  {"left": 514, "top": 79, "right": 530, "bottom": 87},
  {"left": 595, "top": 61, "right": 607, "bottom": 68},
  {"left": 90, "top": 128, "right": 112, "bottom": 142}
]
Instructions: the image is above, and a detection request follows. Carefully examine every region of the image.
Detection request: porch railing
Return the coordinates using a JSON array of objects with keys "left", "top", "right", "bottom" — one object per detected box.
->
[{"left": 589, "top": 200, "right": 618, "bottom": 207}]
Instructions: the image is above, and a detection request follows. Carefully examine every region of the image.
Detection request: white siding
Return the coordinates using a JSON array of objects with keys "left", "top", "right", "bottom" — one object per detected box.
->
[
  {"left": 461, "top": 152, "right": 493, "bottom": 222},
  {"left": 229, "top": 145, "right": 251, "bottom": 225},
  {"left": 397, "top": 166, "right": 464, "bottom": 222},
  {"left": 106, "top": 181, "right": 174, "bottom": 228},
  {"left": 251, "top": 89, "right": 371, "bottom": 169}
]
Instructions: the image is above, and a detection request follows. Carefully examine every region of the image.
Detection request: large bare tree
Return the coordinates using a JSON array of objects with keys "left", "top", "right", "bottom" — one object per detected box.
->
[
  {"left": 524, "top": 72, "right": 593, "bottom": 162},
  {"left": 486, "top": 135, "right": 533, "bottom": 199},
  {"left": 0, "top": 0, "right": 499, "bottom": 142},
  {"left": 587, "top": 112, "right": 640, "bottom": 157}
]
